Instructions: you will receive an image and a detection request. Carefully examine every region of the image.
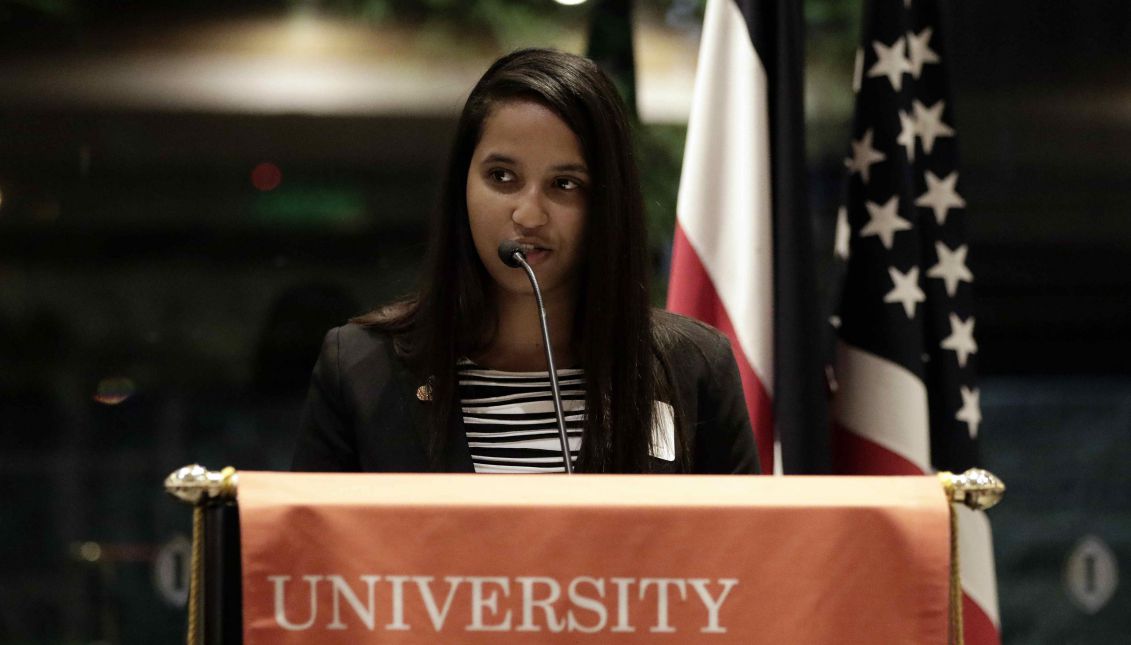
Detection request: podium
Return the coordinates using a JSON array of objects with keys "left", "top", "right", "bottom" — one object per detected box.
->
[{"left": 166, "top": 468, "right": 1003, "bottom": 644}]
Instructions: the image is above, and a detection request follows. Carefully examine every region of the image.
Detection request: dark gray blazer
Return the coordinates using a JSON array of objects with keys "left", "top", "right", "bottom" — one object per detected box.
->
[{"left": 292, "top": 310, "right": 759, "bottom": 474}]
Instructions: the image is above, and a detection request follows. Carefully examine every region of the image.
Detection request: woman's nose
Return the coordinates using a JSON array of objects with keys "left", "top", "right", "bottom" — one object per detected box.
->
[{"left": 511, "top": 186, "right": 549, "bottom": 228}]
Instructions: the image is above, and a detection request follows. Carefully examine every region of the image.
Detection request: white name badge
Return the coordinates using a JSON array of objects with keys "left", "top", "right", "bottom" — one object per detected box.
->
[{"left": 650, "top": 401, "right": 676, "bottom": 461}]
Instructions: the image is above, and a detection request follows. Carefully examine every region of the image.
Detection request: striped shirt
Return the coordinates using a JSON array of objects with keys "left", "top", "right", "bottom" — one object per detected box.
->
[{"left": 457, "top": 359, "right": 584, "bottom": 473}]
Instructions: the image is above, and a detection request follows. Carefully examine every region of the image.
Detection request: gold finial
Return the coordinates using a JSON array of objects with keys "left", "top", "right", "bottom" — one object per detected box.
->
[
  {"left": 164, "top": 464, "right": 239, "bottom": 505},
  {"left": 938, "top": 468, "right": 1005, "bottom": 511}
]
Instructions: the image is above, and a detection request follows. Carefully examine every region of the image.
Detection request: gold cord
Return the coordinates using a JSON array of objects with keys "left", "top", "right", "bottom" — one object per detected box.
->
[
  {"left": 949, "top": 503, "right": 964, "bottom": 645},
  {"left": 187, "top": 504, "right": 203, "bottom": 645},
  {"left": 165, "top": 465, "right": 241, "bottom": 644}
]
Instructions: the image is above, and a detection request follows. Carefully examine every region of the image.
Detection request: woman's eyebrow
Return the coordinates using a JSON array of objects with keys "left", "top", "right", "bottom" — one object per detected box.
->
[
  {"left": 481, "top": 153, "right": 516, "bottom": 165},
  {"left": 480, "top": 152, "right": 587, "bottom": 174}
]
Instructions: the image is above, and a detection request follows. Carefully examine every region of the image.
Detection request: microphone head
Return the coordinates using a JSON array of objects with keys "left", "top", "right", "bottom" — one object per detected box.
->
[{"left": 497, "top": 240, "right": 525, "bottom": 268}]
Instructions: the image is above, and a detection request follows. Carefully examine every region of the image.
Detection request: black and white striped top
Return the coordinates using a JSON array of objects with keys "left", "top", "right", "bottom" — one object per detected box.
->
[{"left": 457, "top": 359, "right": 585, "bottom": 473}]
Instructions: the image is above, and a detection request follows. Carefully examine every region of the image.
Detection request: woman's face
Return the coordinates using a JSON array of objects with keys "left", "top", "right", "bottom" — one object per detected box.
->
[{"left": 466, "top": 100, "right": 589, "bottom": 302}]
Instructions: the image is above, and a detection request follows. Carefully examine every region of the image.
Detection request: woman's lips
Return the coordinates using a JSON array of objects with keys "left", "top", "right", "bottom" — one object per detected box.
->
[
  {"left": 514, "top": 242, "right": 551, "bottom": 266},
  {"left": 522, "top": 247, "right": 551, "bottom": 265}
]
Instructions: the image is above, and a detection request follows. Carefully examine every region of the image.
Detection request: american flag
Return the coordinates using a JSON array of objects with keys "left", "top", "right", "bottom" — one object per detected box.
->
[{"left": 830, "top": 0, "right": 1000, "bottom": 642}]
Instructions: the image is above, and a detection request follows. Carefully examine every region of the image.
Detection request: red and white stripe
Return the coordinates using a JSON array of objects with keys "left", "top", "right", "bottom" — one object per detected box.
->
[
  {"left": 667, "top": 0, "right": 775, "bottom": 474},
  {"left": 833, "top": 341, "right": 1001, "bottom": 642}
]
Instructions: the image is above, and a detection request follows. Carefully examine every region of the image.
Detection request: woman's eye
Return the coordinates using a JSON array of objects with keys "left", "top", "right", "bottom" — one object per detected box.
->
[
  {"left": 556, "top": 177, "right": 583, "bottom": 191},
  {"left": 489, "top": 168, "right": 515, "bottom": 183}
]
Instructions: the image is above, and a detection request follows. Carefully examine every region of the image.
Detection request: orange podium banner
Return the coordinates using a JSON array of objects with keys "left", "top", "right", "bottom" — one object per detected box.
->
[{"left": 238, "top": 473, "right": 950, "bottom": 644}]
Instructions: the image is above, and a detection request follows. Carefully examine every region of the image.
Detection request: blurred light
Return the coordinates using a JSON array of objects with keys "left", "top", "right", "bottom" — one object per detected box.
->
[
  {"left": 283, "top": 13, "right": 337, "bottom": 54},
  {"left": 554, "top": 0, "right": 588, "bottom": 5},
  {"left": 252, "top": 162, "right": 283, "bottom": 191},
  {"left": 93, "top": 377, "right": 136, "bottom": 405},
  {"left": 79, "top": 541, "right": 102, "bottom": 562},
  {"left": 254, "top": 185, "right": 366, "bottom": 228},
  {"left": 0, "top": 15, "right": 699, "bottom": 121},
  {"left": 0, "top": 186, "right": 4, "bottom": 211}
]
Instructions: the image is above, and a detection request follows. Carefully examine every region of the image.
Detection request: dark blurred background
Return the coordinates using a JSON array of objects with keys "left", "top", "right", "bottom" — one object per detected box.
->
[{"left": 0, "top": 0, "right": 1127, "bottom": 642}]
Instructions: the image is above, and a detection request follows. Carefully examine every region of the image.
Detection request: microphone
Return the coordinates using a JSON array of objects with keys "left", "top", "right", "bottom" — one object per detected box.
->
[
  {"left": 496, "top": 240, "right": 574, "bottom": 474},
  {"left": 498, "top": 240, "right": 525, "bottom": 268}
]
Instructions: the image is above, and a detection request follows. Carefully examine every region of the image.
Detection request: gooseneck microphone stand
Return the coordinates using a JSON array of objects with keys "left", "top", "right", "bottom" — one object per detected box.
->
[{"left": 498, "top": 241, "right": 573, "bottom": 474}]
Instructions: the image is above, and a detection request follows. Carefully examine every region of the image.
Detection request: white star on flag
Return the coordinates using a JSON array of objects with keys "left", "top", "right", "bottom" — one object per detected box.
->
[
  {"left": 912, "top": 99, "right": 955, "bottom": 154},
  {"left": 835, "top": 206, "right": 851, "bottom": 260},
  {"left": 860, "top": 196, "right": 911, "bottom": 249},
  {"left": 915, "top": 171, "right": 966, "bottom": 225},
  {"left": 955, "top": 386, "right": 982, "bottom": 439},
  {"left": 846, "top": 128, "right": 887, "bottom": 184},
  {"left": 907, "top": 28, "right": 940, "bottom": 78},
  {"left": 940, "top": 313, "right": 978, "bottom": 367},
  {"left": 884, "top": 266, "right": 926, "bottom": 319},
  {"left": 897, "top": 110, "right": 917, "bottom": 161},
  {"left": 927, "top": 242, "right": 974, "bottom": 296},
  {"left": 867, "top": 37, "right": 912, "bottom": 92}
]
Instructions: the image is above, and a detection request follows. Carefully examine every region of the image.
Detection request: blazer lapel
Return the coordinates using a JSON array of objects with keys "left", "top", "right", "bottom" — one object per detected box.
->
[
  {"left": 405, "top": 373, "right": 474, "bottom": 473},
  {"left": 443, "top": 410, "right": 475, "bottom": 473}
]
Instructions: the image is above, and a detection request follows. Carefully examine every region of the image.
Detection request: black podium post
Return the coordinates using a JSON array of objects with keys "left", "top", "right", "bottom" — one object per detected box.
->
[{"left": 203, "top": 502, "right": 242, "bottom": 645}]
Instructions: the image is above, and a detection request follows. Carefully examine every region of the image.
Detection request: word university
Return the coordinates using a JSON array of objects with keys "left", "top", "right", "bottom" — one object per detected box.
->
[{"left": 268, "top": 573, "right": 740, "bottom": 635}]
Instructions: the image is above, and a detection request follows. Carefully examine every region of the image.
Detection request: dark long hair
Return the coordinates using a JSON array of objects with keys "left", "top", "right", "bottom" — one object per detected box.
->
[{"left": 355, "top": 48, "right": 685, "bottom": 472}]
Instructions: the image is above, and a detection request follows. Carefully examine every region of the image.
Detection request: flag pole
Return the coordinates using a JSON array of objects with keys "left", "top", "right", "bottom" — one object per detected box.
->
[
  {"left": 939, "top": 469, "right": 1006, "bottom": 645},
  {"left": 165, "top": 465, "right": 239, "bottom": 645}
]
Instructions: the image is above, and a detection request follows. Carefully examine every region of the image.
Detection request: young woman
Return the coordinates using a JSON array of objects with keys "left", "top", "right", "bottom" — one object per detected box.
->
[{"left": 292, "top": 49, "right": 757, "bottom": 474}]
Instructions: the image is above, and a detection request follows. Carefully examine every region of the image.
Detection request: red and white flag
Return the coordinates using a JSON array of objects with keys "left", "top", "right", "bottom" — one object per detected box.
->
[{"left": 667, "top": 0, "right": 826, "bottom": 476}]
